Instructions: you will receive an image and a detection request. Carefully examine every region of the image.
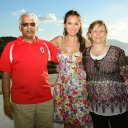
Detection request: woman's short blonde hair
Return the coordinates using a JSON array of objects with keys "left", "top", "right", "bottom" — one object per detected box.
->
[{"left": 86, "top": 20, "right": 109, "bottom": 45}]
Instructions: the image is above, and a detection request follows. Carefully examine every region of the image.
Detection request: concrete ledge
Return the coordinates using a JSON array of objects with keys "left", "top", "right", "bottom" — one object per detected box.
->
[
  {"left": 49, "top": 74, "right": 58, "bottom": 87},
  {"left": 0, "top": 74, "right": 58, "bottom": 95},
  {"left": 0, "top": 80, "right": 2, "bottom": 94},
  {"left": 0, "top": 84, "right": 2, "bottom": 95}
]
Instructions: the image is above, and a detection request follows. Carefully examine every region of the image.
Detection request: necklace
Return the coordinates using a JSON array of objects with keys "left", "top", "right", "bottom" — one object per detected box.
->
[{"left": 91, "top": 45, "right": 106, "bottom": 57}]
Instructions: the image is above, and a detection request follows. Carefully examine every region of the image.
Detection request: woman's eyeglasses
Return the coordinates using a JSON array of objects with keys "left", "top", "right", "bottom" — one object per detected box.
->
[
  {"left": 94, "top": 59, "right": 99, "bottom": 72},
  {"left": 21, "top": 22, "right": 36, "bottom": 27}
]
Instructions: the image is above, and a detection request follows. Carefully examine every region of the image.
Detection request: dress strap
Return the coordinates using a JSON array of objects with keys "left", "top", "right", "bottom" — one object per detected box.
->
[{"left": 58, "top": 36, "right": 63, "bottom": 48}]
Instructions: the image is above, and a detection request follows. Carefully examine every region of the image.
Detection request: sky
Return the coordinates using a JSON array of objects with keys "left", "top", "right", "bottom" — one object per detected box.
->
[{"left": 0, "top": 0, "right": 128, "bottom": 54}]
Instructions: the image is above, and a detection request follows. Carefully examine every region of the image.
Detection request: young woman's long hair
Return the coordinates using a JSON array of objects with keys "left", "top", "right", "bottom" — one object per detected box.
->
[{"left": 63, "top": 10, "right": 85, "bottom": 53}]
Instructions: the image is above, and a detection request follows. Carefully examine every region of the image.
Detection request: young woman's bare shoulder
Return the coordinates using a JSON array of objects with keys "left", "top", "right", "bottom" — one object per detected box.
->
[{"left": 49, "top": 36, "right": 62, "bottom": 47}]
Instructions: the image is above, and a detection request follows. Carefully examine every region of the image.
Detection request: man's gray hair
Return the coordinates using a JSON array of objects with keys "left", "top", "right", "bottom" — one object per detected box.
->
[{"left": 19, "top": 12, "right": 38, "bottom": 26}]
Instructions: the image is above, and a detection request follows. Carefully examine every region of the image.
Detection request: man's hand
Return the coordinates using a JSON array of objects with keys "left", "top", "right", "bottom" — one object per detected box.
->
[
  {"left": 4, "top": 98, "right": 14, "bottom": 119},
  {"left": 2, "top": 72, "right": 13, "bottom": 119}
]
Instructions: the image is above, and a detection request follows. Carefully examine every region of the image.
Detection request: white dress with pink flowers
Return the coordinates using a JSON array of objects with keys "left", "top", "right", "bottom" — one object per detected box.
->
[{"left": 53, "top": 49, "right": 91, "bottom": 126}]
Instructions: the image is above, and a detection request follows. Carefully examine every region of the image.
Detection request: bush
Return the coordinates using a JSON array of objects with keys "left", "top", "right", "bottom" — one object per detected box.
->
[
  {"left": 0, "top": 72, "right": 2, "bottom": 79},
  {"left": 47, "top": 61, "right": 58, "bottom": 74}
]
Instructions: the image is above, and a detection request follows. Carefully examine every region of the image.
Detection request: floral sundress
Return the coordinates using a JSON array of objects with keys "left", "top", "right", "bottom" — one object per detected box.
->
[{"left": 53, "top": 44, "right": 91, "bottom": 126}]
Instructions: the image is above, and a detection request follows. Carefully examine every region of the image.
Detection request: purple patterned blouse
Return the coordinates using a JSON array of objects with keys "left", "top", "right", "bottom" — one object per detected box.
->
[{"left": 82, "top": 45, "right": 128, "bottom": 116}]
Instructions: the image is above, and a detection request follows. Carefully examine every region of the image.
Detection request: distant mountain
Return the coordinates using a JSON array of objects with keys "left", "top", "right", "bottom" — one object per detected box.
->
[{"left": 108, "top": 39, "right": 128, "bottom": 56}]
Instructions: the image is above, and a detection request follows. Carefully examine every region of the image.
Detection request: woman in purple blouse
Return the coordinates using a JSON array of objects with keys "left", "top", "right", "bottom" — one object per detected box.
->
[{"left": 82, "top": 20, "right": 128, "bottom": 128}]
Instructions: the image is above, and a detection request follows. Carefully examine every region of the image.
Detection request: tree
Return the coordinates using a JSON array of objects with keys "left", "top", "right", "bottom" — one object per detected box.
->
[{"left": 0, "top": 36, "right": 16, "bottom": 56}]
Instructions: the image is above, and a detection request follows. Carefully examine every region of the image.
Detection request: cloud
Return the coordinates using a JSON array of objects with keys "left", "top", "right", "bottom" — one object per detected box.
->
[
  {"left": 82, "top": 23, "right": 88, "bottom": 29},
  {"left": 109, "top": 22, "right": 128, "bottom": 30},
  {"left": 11, "top": 10, "right": 57, "bottom": 25},
  {"left": 38, "top": 29, "right": 44, "bottom": 31},
  {"left": 108, "top": 22, "right": 128, "bottom": 36},
  {"left": 11, "top": 9, "right": 26, "bottom": 15},
  {"left": 54, "top": 20, "right": 63, "bottom": 25},
  {"left": 38, "top": 13, "right": 57, "bottom": 22}
]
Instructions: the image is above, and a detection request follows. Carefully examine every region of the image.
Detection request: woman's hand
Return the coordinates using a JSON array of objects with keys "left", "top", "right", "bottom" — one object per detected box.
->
[
  {"left": 125, "top": 79, "right": 128, "bottom": 85},
  {"left": 56, "top": 65, "right": 60, "bottom": 72}
]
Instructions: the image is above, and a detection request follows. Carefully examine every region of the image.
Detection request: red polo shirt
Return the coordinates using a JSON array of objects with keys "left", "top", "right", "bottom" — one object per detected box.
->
[{"left": 0, "top": 36, "right": 58, "bottom": 104}]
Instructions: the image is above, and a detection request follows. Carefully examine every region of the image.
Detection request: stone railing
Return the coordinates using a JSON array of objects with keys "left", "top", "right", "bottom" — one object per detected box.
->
[{"left": 0, "top": 80, "right": 2, "bottom": 94}]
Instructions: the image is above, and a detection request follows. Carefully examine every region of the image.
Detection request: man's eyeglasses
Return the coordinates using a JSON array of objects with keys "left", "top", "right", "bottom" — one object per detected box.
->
[
  {"left": 21, "top": 23, "right": 37, "bottom": 27},
  {"left": 94, "top": 59, "right": 99, "bottom": 72}
]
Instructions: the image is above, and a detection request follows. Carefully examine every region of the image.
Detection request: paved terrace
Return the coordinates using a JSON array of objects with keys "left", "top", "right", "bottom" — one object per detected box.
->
[{"left": 0, "top": 74, "right": 93, "bottom": 128}]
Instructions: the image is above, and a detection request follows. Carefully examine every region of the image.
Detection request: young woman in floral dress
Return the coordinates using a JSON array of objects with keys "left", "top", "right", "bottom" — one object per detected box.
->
[{"left": 50, "top": 10, "right": 91, "bottom": 128}]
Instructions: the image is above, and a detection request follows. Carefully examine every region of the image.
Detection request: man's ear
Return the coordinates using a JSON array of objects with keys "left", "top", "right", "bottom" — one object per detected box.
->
[
  {"left": 36, "top": 26, "right": 38, "bottom": 31},
  {"left": 19, "top": 26, "right": 22, "bottom": 32}
]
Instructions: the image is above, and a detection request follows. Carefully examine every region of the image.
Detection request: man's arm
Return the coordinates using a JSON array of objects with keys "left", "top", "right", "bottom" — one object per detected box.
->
[{"left": 2, "top": 72, "right": 14, "bottom": 119}]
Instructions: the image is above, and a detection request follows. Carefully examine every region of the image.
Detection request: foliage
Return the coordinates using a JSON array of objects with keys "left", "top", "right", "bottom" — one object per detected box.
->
[
  {"left": 0, "top": 36, "right": 16, "bottom": 56},
  {"left": 47, "top": 61, "right": 58, "bottom": 74},
  {"left": 0, "top": 72, "right": 2, "bottom": 79}
]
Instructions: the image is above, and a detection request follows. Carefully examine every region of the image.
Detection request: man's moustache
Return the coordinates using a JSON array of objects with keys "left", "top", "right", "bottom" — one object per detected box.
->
[{"left": 26, "top": 30, "right": 34, "bottom": 32}]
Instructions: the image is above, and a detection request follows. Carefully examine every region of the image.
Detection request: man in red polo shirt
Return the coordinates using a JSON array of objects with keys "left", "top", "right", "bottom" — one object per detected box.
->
[{"left": 0, "top": 12, "right": 58, "bottom": 128}]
